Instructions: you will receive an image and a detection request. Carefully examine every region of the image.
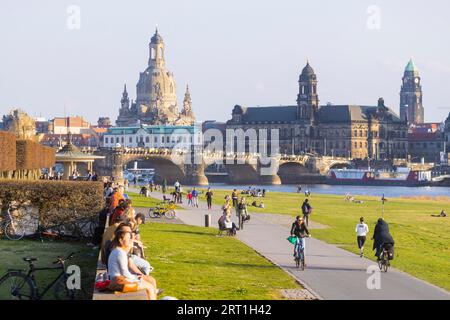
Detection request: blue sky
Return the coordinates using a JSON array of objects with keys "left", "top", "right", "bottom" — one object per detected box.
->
[{"left": 1, "top": 0, "right": 449, "bottom": 123}]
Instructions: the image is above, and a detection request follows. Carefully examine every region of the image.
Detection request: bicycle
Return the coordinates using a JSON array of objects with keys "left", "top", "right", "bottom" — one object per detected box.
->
[
  {"left": 0, "top": 252, "right": 80, "bottom": 300},
  {"left": 294, "top": 236, "right": 308, "bottom": 270},
  {"left": 147, "top": 201, "right": 176, "bottom": 219},
  {"left": 377, "top": 244, "right": 392, "bottom": 273},
  {"left": 0, "top": 206, "right": 29, "bottom": 241}
]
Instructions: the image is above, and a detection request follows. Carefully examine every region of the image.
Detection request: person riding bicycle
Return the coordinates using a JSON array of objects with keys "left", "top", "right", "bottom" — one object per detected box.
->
[
  {"left": 371, "top": 218, "right": 395, "bottom": 260},
  {"left": 290, "top": 216, "right": 310, "bottom": 258}
]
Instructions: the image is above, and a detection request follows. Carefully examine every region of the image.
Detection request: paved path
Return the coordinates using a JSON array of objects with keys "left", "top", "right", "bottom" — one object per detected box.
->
[{"left": 136, "top": 189, "right": 450, "bottom": 300}]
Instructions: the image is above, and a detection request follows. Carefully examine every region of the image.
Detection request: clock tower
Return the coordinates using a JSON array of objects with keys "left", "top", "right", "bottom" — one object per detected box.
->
[
  {"left": 297, "top": 61, "right": 319, "bottom": 121},
  {"left": 400, "top": 59, "right": 424, "bottom": 125}
]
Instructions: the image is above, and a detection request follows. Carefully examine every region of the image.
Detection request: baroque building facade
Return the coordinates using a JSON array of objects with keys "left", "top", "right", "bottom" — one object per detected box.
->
[
  {"left": 227, "top": 62, "right": 409, "bottom": 160},
  {"left": 116, "top": 29, "right": 195, "bottom": 126}
]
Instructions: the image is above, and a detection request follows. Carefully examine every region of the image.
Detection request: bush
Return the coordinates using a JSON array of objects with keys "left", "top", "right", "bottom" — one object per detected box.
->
[
  {"left": 15, "top": 140, "right": 55, "bottom": 171},
  {"left": 0, "top": 131, "right": 16, "bottom": 171},
  {"left": 0, "top": 180, "right": 104, "bottom": 229}
]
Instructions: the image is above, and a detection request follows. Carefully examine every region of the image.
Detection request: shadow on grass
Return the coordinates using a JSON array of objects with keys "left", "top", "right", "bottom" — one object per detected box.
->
[
  {"left": 176, "top": 259, "right": 280, "bottom": 270},
  {"left": 155, "top": 229, "right": 217, "bottom": 237}
]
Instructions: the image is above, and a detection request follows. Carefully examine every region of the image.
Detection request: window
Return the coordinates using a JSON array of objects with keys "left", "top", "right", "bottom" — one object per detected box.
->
[
  {"left": 354, "top": 130, "right": 357, "bottom": 137},
  {"left": 146, "top": 137, "right": 150, "bottom": 143},
  {"left": 154, "top": 136, "right": 158, "bottom": 143},
  {"left": 121, "top": 137, "right": 124, "bottom": 144},
  {"left": 129, "top": 137, "right": 132, "bottom": 143},
  {"left": 105, "top": 137, "right": 108, "bottom": 144},
  {"left": 116, "top": 137, "right": 119, "bottom": 143}
]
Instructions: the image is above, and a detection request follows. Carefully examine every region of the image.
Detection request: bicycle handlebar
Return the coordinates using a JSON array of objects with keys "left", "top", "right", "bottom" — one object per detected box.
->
[{"left": 52, "top": 252, "right": 76, "bottom": 265}]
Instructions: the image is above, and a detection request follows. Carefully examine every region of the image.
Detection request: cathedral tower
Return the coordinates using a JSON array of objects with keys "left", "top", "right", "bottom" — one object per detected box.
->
[
  {"left": 400, "top": 59, "right": 423, "bottom": 124},
  {"left": 297, "top": 61, "right": 319, "bottom": 120}
]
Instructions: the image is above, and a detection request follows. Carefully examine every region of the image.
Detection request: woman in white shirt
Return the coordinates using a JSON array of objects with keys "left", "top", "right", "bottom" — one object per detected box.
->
[
  {"left": 355, "top": 217, "right": 369, "bottom": 258},
  {"left": 108, "top": 228, "right": 158, "bottom": 300}
]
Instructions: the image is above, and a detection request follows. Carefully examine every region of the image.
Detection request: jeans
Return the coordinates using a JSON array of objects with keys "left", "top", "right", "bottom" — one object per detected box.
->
[
  {"left": 294, "top": 237, "right": 306, "bottom": 257},
  {"left": 131, "top": 254, "right": 153, "bottom": 275}
]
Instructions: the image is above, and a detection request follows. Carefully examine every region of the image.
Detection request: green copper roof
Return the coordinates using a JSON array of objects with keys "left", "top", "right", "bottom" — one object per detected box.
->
[{"left": 405, "top": 59, "right": 418, "bottom": 72}]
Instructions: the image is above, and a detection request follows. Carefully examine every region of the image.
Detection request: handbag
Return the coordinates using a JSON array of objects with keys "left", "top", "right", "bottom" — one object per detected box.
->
[
  {"left": 287, "top": 236, "right": 297, "bottom": 245},
  {"left": 107, "top": 276, "right": 139, "bottom": 293}
]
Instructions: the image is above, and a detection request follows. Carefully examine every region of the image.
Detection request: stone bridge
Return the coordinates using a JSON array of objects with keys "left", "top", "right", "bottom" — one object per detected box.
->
[{"left": 85, "top": 147, "right": 352, "bottom": 185}]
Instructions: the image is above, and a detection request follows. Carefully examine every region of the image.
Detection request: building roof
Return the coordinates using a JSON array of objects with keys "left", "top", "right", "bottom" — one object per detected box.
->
[
  {"left": 105, "top": 125, "right": 199, "bottom": 135},
  {"left": 230, "top": 104, "right": 403, "bottom": 124},
  {"left": 318, "top": 105, "right": 403, "bottom": 123}
]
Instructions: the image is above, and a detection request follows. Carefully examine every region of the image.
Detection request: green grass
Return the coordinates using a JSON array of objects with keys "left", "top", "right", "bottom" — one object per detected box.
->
[
  {"left": 127, "top": 192, "right": 182, "bottom": 210},
  {"left": 140, "top": 222, "right": 301, "bottom": 299},
  {"left": 0, "top": 239, "right": 98, "bottom": 300},
  {"left": 196, "top": 188, "right": 450, "bottom": 291}
]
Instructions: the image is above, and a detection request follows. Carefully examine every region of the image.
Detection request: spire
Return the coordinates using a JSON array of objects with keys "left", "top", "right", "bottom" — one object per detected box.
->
[{"left": 405, "top": 58, "right": 418, "bottom": 73}]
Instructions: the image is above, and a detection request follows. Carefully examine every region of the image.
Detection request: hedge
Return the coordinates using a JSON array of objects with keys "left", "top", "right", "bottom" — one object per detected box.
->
[
  {"left": 0, "top": 180, "right": 104, "bottom": 229},
  {"left": 15, "top": 140, "right": 55, "bottom": 170},
  {"left": 0, "top": 131, "right": 17, "bottom": 171}
]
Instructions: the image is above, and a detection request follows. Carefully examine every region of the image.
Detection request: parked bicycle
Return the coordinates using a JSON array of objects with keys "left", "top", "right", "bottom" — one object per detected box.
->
[
  {"left": 0, "top": 252, "right": 80, "bottom": 300},
  {"left": 0, "top": 206, "right": 28, "bottom": 241},
  {"left": 147, "top": 201, "right": 176, "bottom": 219}
]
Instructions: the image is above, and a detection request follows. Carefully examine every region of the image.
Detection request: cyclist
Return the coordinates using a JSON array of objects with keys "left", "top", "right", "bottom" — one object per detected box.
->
[
  {"left": 290, "top": 216, "right": 310, "bottom": 262},
  {"left": 371, "top": 218, "right": 395, "bottom": 261}
]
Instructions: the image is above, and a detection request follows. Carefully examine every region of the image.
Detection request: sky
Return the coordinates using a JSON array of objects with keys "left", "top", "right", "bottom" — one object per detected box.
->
[{"left": 1, "top": 0, "right": 450, "bottom": 124}]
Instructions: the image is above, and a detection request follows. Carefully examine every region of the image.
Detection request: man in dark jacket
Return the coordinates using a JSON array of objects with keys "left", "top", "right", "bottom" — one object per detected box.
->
[
  {"left": 301, "top": 199, "right": 312, "bottom": 226},
  {"left": 372, "top": 218, "right": 395, "bottom": 259}
]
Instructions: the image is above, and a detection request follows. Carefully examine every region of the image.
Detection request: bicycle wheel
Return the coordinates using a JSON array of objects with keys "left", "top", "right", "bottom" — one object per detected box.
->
[
  {"left": 148, "top": 208, "right": 158, "bottom": 219},
  {"left": 383, "top": 258, "right": 389, "bottom": 273},
  {"left": 0, "top": 271, "right": 36, "bottom": 300},
  {"left": 165, "top": 210, "right": 176, "bottom": 219},
  {"left": 4, "top": 220, "right": 25, "bottom": 241},
  {"left": 53, "top": 275, "right": 75, "bottom": 300},
  {"left": 377, "top": 255, "right": 383, "bottom": 271}
]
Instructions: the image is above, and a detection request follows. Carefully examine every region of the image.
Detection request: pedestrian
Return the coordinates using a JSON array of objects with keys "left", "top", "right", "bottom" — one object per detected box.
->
[
  {"left": 355, "top": 217, "right": 369, "bottom": 257},
  {"left": 232, "top": 189, "right": 239, "bottom": 211},
  {"left": 162, "top": 178, "right": 167, "bottom": 194},
  {"left": 301, "top": 198, "right": 312, "bottom": 227},
  {"left": 237, "top": 197, "right": 249, "bottom": 230},
  {"left": 191, "top": 187, "right": 199, "bottom": 208},
  {"left": 205, "top": 188, "right": 213, "bottom": 210},
  {"left": 187, "top": 191, "right": 193, "bottom": 206}
]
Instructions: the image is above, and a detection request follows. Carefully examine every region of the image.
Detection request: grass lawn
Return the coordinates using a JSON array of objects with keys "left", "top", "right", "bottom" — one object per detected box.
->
[
  {"left": 0, "top": 239, "right": 98, "bottom": 300},
  {"left": 127, "top": 192, "right": 182, "bottom": 210},
  {"left": 140, "top": 222, "right": 302, "bottom": 299},
  {"left": 194, "top": 188, "right": 450, "bottom": 291}
]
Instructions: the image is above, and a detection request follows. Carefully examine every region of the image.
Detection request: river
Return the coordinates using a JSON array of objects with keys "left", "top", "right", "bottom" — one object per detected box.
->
[{"left": 205, "top": 183, "right": 450, "bottom": 198}]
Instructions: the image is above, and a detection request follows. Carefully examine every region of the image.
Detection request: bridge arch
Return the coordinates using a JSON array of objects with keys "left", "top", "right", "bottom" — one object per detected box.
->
[
  {"left": 123, "top": 156, "right": 186, "bottom": 185},
  {"left": 277, "top": 162, "right": 312, "bottom": 184}
]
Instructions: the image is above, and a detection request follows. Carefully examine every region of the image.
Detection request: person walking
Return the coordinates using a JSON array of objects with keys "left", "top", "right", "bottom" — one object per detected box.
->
[
  {"left": 205, "top": 188, "right": 213, "bottom": 210},
  {"left": 355, "top": 217, "right": 369, "bottom": 257},
  {"left": 301, "top": 198, "right": 312, "bottom": 227},
  {"left": 237, "top": 197, "right": 248, "bottom": 230},
  {"left": 231, "top": 189, "right": 239, "bottom": 213},
  {"left": 187, "top": 190, "right": 193, "bottom": 206},
  {"left": 191, "top": 187, "right": 199, "bottom": 208},
  {"left": 162, "top": 178, "right": 167, "bottom": 194}
]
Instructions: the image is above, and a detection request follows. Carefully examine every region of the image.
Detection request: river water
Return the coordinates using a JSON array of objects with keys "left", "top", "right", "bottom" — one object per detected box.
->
[{"left": 206, "top": 183, "right": 450, "bottom": 198}]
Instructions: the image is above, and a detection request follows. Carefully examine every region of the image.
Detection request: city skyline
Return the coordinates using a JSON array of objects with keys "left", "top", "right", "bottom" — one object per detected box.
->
[{"left": 1, "top": 0, "right": 450, "bottom": 123}]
